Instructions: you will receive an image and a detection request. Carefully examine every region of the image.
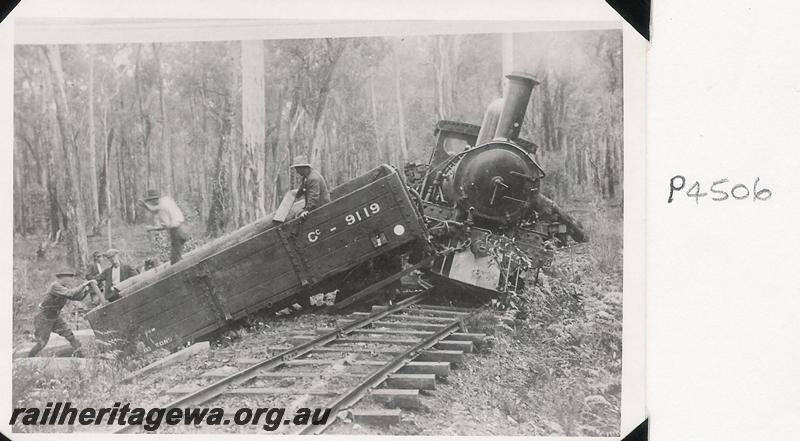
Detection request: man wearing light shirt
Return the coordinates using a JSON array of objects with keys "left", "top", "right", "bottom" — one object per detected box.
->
[
  {"left": 138, "top": 189, "right": 190, "bottom": 264},
  {"left": 96, "top": 249, "right": 138, "bottom": 302}
]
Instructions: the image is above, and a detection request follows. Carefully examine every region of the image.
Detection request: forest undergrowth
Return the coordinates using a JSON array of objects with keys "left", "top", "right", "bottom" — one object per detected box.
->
[
  {"left": 449, "top": 205, "right": 622, "bottom": 436},
  {"left": 510, "top": 205, "right": 622, "bottom": 436}
]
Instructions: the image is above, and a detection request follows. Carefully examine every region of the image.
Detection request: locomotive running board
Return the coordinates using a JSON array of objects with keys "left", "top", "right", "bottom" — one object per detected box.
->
[{"left": 330, "top": 252, "right": 445, "bottom": 311}]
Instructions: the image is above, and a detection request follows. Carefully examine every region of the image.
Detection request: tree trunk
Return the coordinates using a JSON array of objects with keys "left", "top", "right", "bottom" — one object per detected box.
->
[
  {"left": 13, "top": 144, "right": 25, "bottom": 235},
  {"left": 116, "top": 135, "right": 129, "bottom": 223},
  {"left": 36, "top": 64, "right": 63, "bottom": 239},
  {"left": 47, "top": 171, "right": 61, "bottom": 239},
  {"left": 97, "top": 129, "right": 108, "bottom": 218},
  {"left": 433, "top": 36, "right": 459, "bottom": 121},
  {"left": 565, "top": 134, "right": 574, "bottom": 192},
  {"left": 206, "top": 113, "right": 231, "bottom": 237},
  {"left": 273, "top": 97, "right": 296, "bottom": 210},
  {"left": 134, "top": 44, "right": 153, "bottom": 190},
  {"left": 533, "top": 193, "right": 588, "bottom": 243},
  {"left": 226, "top": 44, "right": 242, "bottom": 228},
  {"left": 42, "top": 45, "right": 90, "bottom": 271},
  {"left": 151, "top": 43, "right": 174, "bottom": 195},
  {"left": 207, "top": 46, "right": 236, "bottom": 236},
  {"left": 98, "top": 99, "right": 113, "bottom": 221},
  {"left": 267, "top": 86, "right": 286, "bottom": 211},
  {"left": 307, "top": 39, "right": 345, "bottom": 169},
  {"left": 368, "top": 69, "right": 383, "bottom": 162},
  {"left": 86, "top": 45, "right": 100, "bottom": 231},
  {"left": 103, "top": 127, "right": 113, "bottom": 248},
  {"left": 240, "top": 40, "right": 267, "bottom": 221},
  {"left": 541, "top": 75, "right": 553, "bottom": 153},
  {"left": 605, "top": 133, "right": 615, "bottom": 199},
  {"left": 391, "top": 39, "right": 408, "bottom": 163},
  {"left": 197, "top": 50, "right": 210, "bottom": 224},
  {"left": 432, "top": 39, "right": 443, "bottom": 121}
]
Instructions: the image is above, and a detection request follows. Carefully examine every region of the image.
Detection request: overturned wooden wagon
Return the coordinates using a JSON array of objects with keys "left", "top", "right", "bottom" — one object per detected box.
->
[{"left": 86, "top": 165, "right": 427, "bottom": 351}]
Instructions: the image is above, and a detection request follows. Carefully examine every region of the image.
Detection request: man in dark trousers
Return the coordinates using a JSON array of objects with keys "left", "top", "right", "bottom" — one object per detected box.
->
[
  {"left": 96, "top": 248, "right": 139, "bottom": 302},
  {"left": 28, "top": 270, "right": 97, "bottom": 357},
  {"left": 138, "top": 189, "right": 189, "bottom": 264},
  {"left": 290, "top": 154, "right": 331, "bottom": 220}
]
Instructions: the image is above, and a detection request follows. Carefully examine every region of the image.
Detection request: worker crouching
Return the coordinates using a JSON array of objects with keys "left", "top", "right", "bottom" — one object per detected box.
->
[
  {"left": 273, "top": 155, "right": 331, "bottom": 223},
  {"left": 28, "top": 270, "right": 97, "bottom": 358}
]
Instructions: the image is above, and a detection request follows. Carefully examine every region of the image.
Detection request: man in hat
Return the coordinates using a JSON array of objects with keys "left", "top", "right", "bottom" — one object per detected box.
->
[
  {"left": 138, "top": 189, "right": 189, "bottom": 264},
  {"left": 28, "top": 270, "right": 97, "bottom": 357},
  {"left": 85, "top": 250, "right": 105, "bottom": 291},
  {"left": 96, "top": 249, "right": 139, "bottom": 302},
  {"left": 290, "top": 154, "right": 330, "bottom": 220}
]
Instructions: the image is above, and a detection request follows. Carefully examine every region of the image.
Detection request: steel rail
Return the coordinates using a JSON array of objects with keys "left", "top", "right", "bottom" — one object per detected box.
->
[
  {"left": 297, "top": 306, "right": 478, "bottom": 435},
  {"left": 112, "top": 290, "right": 432, "bottom": 433}
]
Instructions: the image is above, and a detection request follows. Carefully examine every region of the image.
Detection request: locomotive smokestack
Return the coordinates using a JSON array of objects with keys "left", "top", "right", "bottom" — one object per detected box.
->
[{"left": 494, "top": 72, "right": 539, "bottom": 141}]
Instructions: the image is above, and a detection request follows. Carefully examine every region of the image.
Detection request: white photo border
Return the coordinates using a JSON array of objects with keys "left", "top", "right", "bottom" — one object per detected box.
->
[{"left": 0, "top": 1, "right": 647, "bottom": 440}]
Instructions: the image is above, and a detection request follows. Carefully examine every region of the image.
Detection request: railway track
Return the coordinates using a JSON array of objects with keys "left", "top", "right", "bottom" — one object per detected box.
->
[{"left": 114, "top": 289, "right": 485, "bottom": 434}]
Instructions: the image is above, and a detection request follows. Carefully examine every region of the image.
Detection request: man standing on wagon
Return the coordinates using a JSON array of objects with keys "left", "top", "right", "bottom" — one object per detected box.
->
[
  {"left": 139, "top": 189, "right": 190, "bottom": 264},
  {"left": 28, "top": 270, "right": 97, "bottom": 357},
  {"left": 290, "top": 154, "right": 331, "bottom": 220}
]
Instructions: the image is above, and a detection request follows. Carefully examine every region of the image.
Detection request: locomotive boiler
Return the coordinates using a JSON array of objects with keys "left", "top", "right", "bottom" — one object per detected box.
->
[{"left": 408, "top": 72, "right": 587, "bottom": 296}]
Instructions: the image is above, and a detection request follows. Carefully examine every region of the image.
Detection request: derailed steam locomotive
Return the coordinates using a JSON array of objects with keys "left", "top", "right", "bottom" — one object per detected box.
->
[
  {"left": 406, "top": 72, "right": 586, "bottom": 295},
  {"left": 86, "top": 72, "right": 586, "bottom": 351}
]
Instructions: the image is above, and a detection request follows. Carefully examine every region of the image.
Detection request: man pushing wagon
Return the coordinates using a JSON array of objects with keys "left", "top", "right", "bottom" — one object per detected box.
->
[{"left": 28, "top": 270, "right": 99, "bottom": 358}]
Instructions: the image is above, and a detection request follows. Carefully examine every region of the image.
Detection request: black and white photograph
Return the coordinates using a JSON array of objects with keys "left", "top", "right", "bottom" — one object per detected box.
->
[{"left": 6, "top": 11, "right": 645, "bottom": 438}]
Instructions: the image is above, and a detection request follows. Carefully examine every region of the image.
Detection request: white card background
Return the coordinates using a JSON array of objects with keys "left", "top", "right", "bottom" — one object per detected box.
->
[{"left": 649, "top": 1, "right": 800, "bottom": 439}]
